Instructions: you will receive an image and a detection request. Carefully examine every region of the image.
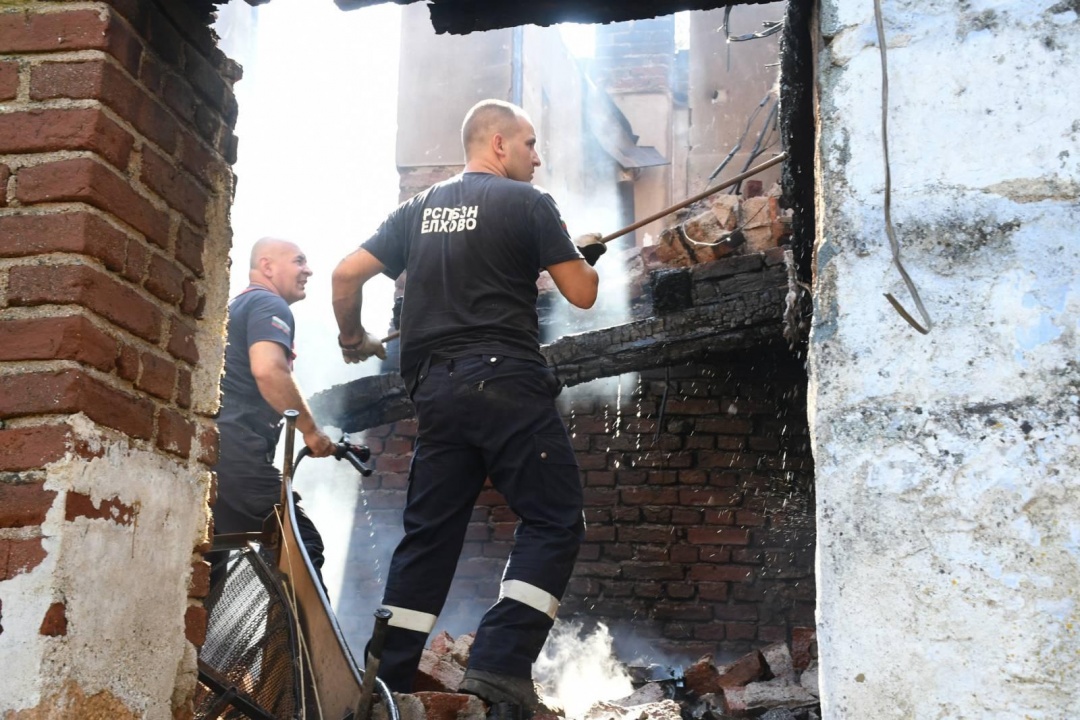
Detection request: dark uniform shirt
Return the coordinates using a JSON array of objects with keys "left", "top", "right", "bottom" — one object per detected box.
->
[
  {"left": 218, "top": 285, "right": 296, "bottom": 445},
  {"left": 361, "top": 172, "right": 581, "bottom": 380}
]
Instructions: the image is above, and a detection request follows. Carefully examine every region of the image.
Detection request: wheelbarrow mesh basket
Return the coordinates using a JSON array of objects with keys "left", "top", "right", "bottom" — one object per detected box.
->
[{"left": 195, "top": 547, "right": 301, "bottom": 719}]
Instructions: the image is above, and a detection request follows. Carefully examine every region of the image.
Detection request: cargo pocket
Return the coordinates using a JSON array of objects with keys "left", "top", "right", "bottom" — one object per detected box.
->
[
  {"left": 529, "top": 433, "right": 585, "bottom": 540},
  {"left": 533, "top": 433, "right": 578, "bottom": 468}
]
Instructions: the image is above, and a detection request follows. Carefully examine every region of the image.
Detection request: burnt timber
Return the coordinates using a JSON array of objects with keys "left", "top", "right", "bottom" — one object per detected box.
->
[{"left": 310, "top": 248, "right": 799, "bottom": 433}]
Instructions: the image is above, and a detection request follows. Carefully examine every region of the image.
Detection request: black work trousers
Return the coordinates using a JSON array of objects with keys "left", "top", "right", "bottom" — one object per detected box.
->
[
  {"left": 211, "top": 424, "right": 325, "bottom": 583},
  {"left": 376, "top": 355, "right": 584, "bottom": 691}
]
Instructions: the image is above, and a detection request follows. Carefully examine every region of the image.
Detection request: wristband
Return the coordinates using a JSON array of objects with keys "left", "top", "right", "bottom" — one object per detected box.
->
[{"left": 338, "top": 334, "right": 368, "bottom": 350}]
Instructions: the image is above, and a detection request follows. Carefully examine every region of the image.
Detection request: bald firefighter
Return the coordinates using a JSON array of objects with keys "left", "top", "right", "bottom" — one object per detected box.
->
[{"left": 331, "top": 99, "right": 605, "bottom": 714}]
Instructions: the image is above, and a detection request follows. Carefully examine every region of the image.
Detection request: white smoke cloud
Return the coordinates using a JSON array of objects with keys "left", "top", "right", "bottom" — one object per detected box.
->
[{"left": 534, "top": 620, "right": 634, "bottom": 719}]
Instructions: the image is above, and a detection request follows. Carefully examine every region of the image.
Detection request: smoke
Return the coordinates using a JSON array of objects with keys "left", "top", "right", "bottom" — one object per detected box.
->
[
  {"left": 534, "top": 620, "right": 634, "bottom": 719},
  {"left": 289, "top": 426, "right": 362, "bottom": 608}
]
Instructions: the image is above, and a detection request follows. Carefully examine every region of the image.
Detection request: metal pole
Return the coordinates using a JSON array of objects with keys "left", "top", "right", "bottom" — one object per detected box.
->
[
  {"left": 273, "top": 409, "right": 300, "bottom": 564},
  {"left": 374, "top": 152, "right": 788, "bottom": 348},
  {"left": 355, "top": 607, "right": 393, "bottom": 720},
  {"left": 599, "top": 152, "right": 788, "bottom": 244}
]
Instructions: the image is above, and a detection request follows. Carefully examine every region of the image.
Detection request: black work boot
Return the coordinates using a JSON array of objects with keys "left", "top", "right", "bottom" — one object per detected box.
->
[{"left": 459, "top": 668, "right": 541, "bottom": 717}]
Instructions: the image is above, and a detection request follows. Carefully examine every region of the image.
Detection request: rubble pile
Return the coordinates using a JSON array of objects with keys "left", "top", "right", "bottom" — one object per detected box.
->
[{"left": 373, "top": 628, "right": 819, "bottom": 720}]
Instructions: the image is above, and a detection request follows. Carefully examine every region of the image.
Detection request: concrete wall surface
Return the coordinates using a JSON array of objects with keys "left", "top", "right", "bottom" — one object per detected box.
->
[{"left": 809, "top": 1, "right": 1080, "bottom": 717}]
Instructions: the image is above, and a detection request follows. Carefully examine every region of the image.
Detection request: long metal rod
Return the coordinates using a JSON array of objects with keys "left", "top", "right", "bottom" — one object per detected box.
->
[
  {"left": 376, "top": 152, "right": 786, "bottom": 348},
  {"left": 599, "top": 151, "right": 788, "bottom": 244},
  {"left": 275, "top": 409, "right": 300, "bottom": 565}
]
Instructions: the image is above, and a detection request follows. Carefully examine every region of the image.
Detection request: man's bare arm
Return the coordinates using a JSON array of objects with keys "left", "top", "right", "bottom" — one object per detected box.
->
[
  {"left": 332, "top": 248, "right": 388, "bottom": 362},
  {"left": 546, "top": 258, "right": 599, "bottom": 309},
  {"left": 249, "top": 341, "right": 334, "bottom": 456}
]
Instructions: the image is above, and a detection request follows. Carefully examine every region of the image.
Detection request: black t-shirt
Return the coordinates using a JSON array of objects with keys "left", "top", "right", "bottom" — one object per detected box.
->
[
  {"left": 218, "top": 286, "right": 296, "bottom": 440},
  {"left": 362, "top": 172, "right": 581, "bottom": 379}
]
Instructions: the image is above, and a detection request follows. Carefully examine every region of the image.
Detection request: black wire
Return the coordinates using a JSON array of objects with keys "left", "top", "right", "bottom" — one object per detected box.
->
[
  {"left": 731, "top": 97, "right": 780, "bottom": 194},
  {"left": 708, "top": 91, "right": 772, "bottom": 183}
]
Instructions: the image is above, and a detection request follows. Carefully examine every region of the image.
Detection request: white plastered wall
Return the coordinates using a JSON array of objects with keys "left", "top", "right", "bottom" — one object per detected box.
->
[
  {"left": 809, "top": 1, "right": 1080, "bottom": 717},
  {"left": 0, "top": 420, "right": 213, "bottom": 718}
]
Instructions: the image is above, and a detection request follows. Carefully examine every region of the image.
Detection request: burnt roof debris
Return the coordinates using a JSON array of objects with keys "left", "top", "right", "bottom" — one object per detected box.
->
[{"left": 329, "top": 0, "right": 778, "bottom": 35}]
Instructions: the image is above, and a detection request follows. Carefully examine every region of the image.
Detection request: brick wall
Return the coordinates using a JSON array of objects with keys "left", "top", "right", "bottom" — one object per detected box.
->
[
  {"left": 591, "top": 17, "right": 675, "bottom": 95},
  {"left": 0, "top": 2, "right": 235, "bottom": 716},
  {"left": 337, "top": 349, "right": 814, "bottom": 662}
]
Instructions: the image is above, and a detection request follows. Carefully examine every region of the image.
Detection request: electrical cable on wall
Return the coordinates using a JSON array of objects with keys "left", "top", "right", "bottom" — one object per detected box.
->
[{"left": 874, "top": 0, "right": 933, "bottom": 334}]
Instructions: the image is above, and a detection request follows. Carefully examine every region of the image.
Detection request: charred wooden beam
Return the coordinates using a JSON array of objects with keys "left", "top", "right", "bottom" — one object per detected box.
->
[
  {"left": 311, "top": 250, "right": 795, "bottom": 433},
  {"left": 333, "top": 0, "right": 777, "bottom": 35}
]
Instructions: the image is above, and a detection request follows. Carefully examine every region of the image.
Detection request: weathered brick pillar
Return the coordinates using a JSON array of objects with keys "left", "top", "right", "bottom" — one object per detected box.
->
[{"left": 0, "top": 2, "right": 235, "bottom": 717}]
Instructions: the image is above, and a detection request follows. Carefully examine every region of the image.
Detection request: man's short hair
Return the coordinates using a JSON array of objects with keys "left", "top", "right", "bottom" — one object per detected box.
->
[{"left": 461, "top": 99, "right": 527, "bottom": 154}]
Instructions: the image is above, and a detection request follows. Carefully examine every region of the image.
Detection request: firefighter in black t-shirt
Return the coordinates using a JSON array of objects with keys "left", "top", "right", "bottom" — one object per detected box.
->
[
  {"left": 331, "top": 99, "right": 605, "bottom": 713},
  {"left": 214, "top": 238, "right": 341, "bottom": 579}
]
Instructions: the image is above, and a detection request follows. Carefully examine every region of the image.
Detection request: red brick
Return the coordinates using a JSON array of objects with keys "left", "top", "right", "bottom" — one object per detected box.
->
[
  {"left": 698, "top": 582, "right": 730, "bottom": 602},
  {"left": 683, "top": 656, "right": 722, "bottom": 695},
  {"left": 735, "top": 510, "right": 766, "bottom": 527},
  {"left": 0, "top": 164, "right": 9, "bottom": 206},
  {"left": 180, "top": 277, "right": 205, "bottom": 318},
  {"left": 619, "top": 487, "right": 678, "bottom": 505},
  {"left": 178, "top": 133, "right": 223, "bottom": 190},
  {"left": 30, "top": 60, "right": 180, "bottom": 155},
  {"left": 0, "top": 315, "right": 117, "bottom": 371},
  {"left": 375, "top": 455, "right": 412, "bottom": 473},
  {"left": 704, "top": 509, "right": 738, "bottom": 526},
  {"left": 167, "top": 316, "right": 199, "bottom": 364},
  {"left": 182, "top": 44, "right": 228, "bottom": 113},
  {"left": 0, "top": 423, "right": 102, "bottom": 472},
  {"left": 158, "top": 407, "right": 194, "bottom": 458},
  {"left": 138, "top": 50, "right": 164, "bottom": 93},
  {"left": 1, "top": 538, "right": 48, "bottom": 580},
  {"left": 679, "top": 489, "right": 743, "bottom": 507},
  {"left": 0, "top": 211, "right": 132, "bottom": 271},
  {"left": 714, "top": 603, "right": 758, "bottom": 622},
  {"left": 688, "top": 527, "right": 751, "bottom": 546},
  {"left": 696, "top": 418, "right": 754, "bottom": 434},
  {"left": 689, "top": 564, "right": 754, "bottom": 583},
  {"left": 0, "top": 108, "right": 133, "bottom": 170},
  {"left": 0, "top": 480, "right": 57, "bottom": 529},
  {"left": 66, "top": 491, "right": 135, "bottom": 525},
  {"left": 665, "top": 398, "right": 720, "bottom": 415},
  {"left": 616, "top": 525, "right": 675, "bottom": 544},
  {"left": 621, "top": 563, "right": 683, "bottom": 581},
  {"left": 584, "top": 525, "right": 615, "bottom": 542},
  {"left": 759, "top": 625, "right": 788, "bottom": 644},
  {"left": 184, "top": 604, "right": 207, "bottom": 646},
  {"left": 9, "top": 263, "right": 163, "bottom": 343},
  {"left": 136, "top": 351, "right": 175, "bottom": 400},
  {"left": 0, "top": 60, "right": 17, "bottom": 100},
  {"left": 0, "top": 423, "right": 68, "bottom": 472},
  {"left": 0, "top": 9, "right": 139, "bottom": 68},
  {"left": 117, "top": 343, "right": 140, "bottom": 382},
  {"left": 122, "top": 236, "right": 149, "bottom": 282},
  {"left": 653, "top": 603, "right": 712, "bottom": 621},
  {"left": 701, "top": 547, "right": 732, "bottom": 563},
  {"left": 175, "top": 225, "right": 205, "bottom": 276},
  {"left": 39, "top": 601, "right": 68, "bottom": 636},
  {"left": 176, "top": 367, "right": 192, "bottom": 409},
  {"left": 143, "top": 254, "right": 185, "bottom": 305},
  {"left": 140, "top": 147, "right": 208, "bottom": 226},
  {"left": 583, "top": 487, "right": 616, "bottom": 506},
  {"left": 17, "top": 158, "right": 170, "bottom": 248},
  {"left": 717, "top": 650, "right": 766, "bottom": 687},
  {"left": 694, "top": 623, "right": 727, "bottom": 642},
  {"left": 625, "top": 452, "right": 693, "bottom": 469},
  {"left": 791, "top": 626, "right": 817, "bottom": 673},
  {"left": 161, "top": 72, "right": 197, "bottom": 123},
  {"left": 0, "top": 370, "right": 153, "bottom": 439},
  {"left": 698, "top": 451, "right": 760, "bottom": 470}
]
